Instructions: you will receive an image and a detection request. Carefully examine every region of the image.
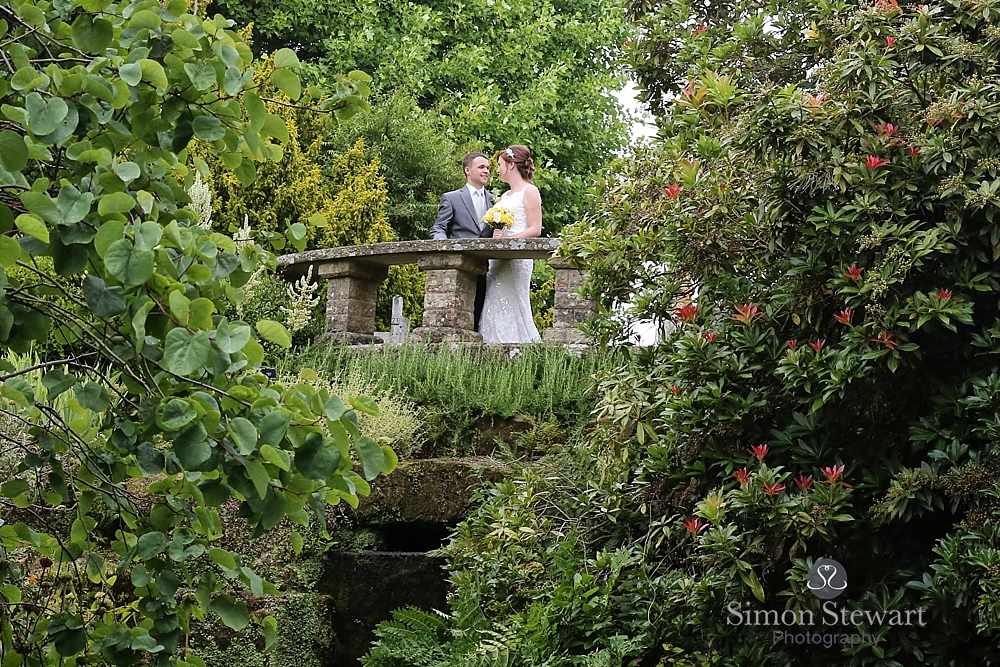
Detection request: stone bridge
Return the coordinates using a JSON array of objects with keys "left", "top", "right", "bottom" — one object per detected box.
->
[{"left": 276, "top": 238, "right": 593, "bottom": 344}]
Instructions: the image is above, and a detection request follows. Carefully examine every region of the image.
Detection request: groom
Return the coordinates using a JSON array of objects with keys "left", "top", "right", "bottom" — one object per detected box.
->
[{"left": 429, "top": 152, "right": 495, "bottom": 331}]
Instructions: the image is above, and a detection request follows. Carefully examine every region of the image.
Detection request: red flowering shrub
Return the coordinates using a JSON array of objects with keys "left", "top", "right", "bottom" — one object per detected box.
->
[{"left": 557, "top": 0, "right": 1000, "bottom": 664}]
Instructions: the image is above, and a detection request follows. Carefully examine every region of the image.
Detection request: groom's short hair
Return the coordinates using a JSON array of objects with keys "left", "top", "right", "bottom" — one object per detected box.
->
[{"left": 462, "top": 152, "right": 487, "bottom": 171}]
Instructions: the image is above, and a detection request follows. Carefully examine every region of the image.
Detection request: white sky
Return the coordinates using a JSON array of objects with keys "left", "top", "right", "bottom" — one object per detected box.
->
[
  {"left": 610, "top": 82, "right": 661, "bottom": 344},
  {"left": 614, "top": 82, "right": 658, "bottom": 141}
]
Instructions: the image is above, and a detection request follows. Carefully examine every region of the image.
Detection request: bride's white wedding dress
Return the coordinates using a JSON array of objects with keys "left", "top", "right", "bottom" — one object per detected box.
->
[{"left": 479, "top": 189, "right": 542, "bottom": 344}]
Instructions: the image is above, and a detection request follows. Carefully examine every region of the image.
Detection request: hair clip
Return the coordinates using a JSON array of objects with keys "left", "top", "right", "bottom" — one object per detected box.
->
[{"left": 505, "top": 148, "right": 516, "bottom": 159}]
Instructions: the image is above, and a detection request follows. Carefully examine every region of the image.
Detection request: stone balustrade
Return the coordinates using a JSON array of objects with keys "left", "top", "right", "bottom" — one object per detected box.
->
[{"left": 276, "top": 238, "right": 593, "bottom": 344}]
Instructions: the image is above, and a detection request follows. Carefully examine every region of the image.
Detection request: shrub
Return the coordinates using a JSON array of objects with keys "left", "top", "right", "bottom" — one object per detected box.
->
[
  {"left": 530, "top": 260, "right": 555, "bottom": 333},
  {"left": 363, "top": 462, "right": 648, "bottom": 667},
  {"left": 285, "top": 344, "right": 618, "bottom": 455},
  {"left": 553, "top": 0, "right": 1000, "bottom": 663},
  {"left": 0, "top": 5, "right": 384, "bottom": 665},
  {"left": 197, "top": 53, "right": 335, "bottom": 241},
  {"left": 313, "top": 138, "right": 394, "bottom": 248},
  {"left": 281, "top": 369, "right": 423, "bottom": 460}
]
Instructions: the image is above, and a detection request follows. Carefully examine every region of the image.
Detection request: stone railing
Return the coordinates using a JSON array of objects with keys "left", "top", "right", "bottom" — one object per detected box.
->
[{"left": 276, "top": 238, "right": 593, "bottom": 344}]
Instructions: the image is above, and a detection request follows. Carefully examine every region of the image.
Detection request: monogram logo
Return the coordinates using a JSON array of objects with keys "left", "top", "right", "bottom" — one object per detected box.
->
[{"left": 806, "top": 558, "right": 848, "bottom": 600}]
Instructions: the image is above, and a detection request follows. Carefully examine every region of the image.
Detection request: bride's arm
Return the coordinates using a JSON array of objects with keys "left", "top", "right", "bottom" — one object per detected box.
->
[{"left": 507, "top": 186, "right": 542, "bottom": 238}]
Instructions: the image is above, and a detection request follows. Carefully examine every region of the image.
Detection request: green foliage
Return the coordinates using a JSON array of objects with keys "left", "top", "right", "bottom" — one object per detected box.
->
[
  {"left": 364, "top": 466, "right": 648, "bottom": 667},
  {"left": 553, "top": 0, "right": 1000, "bottom": 663},
  {"left": 290, "top": 343, "right": 613, "bottom": 420},
  {"left": 311, "top": 138, "right": 424, "bottom": 330},
  {"left": 5, "top": 258, "right": 80, "bottom": 360},
  {"left": 284, "top": 344, "right": 617, "bottom": 455},
  {"left": 192, "top": 593, "right": 327, "bottom": 667},
  {"left": 0, "top": 2, "right": 386, "bottom": 665},
  {"left": 233, "top": 269, "right": 326, "bottom": 347},
  {"left": 624, "top": 0, "right": 818, "bottom": 116},
  {"left": 197, "top": 52, "right": 340, "bottom": 241},
  {"left": 377, "top": 263, "right": 425, "bottom": 331},
  {"left": 530, "top": 260, "right": 555, "bottom": 333},
  {"left": 211, "top": 130, "right": 418, "bottom": 334},
  {"left": 281, "top": 367, "right": 423, "bottom": 460},
  {"left": 314, "top": 138, "right": 393, "bottom": 248},
  {"left": 196, "top": 55, "right": 383, "bottom": 250},
  {"left": 215, "top": 0, "right": 631, "bottom": 233},
  {"left": 324, "top": 91, "right": 474, "bottom": 241}
]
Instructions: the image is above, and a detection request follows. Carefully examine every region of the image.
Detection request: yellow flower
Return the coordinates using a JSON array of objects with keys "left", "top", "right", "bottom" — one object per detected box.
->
[{"left": 483, "top": 205, "right": 514, "bottom": 229}]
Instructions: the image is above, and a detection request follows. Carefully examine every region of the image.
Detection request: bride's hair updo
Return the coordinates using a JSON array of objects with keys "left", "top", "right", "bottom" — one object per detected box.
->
[{"left": 499, "top": 145, "right": 535, "bottom": 182}]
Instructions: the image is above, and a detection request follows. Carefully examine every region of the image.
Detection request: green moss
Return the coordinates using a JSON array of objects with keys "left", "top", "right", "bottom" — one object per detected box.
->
[
  {"left": 206, "top": 499, "right": 329, "bottom": 591},
  {"left": 191, "top": 594, "right": 328, "bottom": 667}
]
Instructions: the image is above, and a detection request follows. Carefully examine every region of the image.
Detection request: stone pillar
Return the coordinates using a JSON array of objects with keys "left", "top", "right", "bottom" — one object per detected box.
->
[
  {"left": 543, "top": 257, "right": 594, "bottom": 344},
  {"left": 317, "top": 260, "right": 389, "bottom": 344},
  {"left": 411, "top": 253, "right": 487, "bottom": 342}
]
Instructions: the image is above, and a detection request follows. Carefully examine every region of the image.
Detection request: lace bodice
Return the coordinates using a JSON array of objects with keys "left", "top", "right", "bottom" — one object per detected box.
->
[{"left": 498, "top": 189, "right": 529, "bottom": 234}]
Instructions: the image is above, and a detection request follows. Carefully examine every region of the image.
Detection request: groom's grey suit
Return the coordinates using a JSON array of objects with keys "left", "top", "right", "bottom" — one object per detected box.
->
[
  {"left": 429, "top": 187, "right": 495, "bottom": 240},
  {"left": 430, "top": 187, "right": 496, "bottom": 331}
]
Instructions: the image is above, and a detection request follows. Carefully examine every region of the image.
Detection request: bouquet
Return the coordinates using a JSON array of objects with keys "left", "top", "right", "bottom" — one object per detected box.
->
[{"left": 482, "top": 205, "right": 514, "bottom": 230}]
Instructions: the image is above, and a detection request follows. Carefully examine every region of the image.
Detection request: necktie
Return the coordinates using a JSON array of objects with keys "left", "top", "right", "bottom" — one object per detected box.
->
[{"left": 475, "top": 190, "right": 485, "bottom": 220}]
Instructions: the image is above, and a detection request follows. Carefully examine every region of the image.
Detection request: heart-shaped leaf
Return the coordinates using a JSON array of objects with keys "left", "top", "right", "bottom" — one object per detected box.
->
[
  {"left": 71, "top": 14, "right": 113, "bottom": 53},
  {"left": 82, "top": 275, "right": 126, "bottom": 319},
  {"left": 184, "top": 62, "right": 217, "bottom": 91},
  {"left": 256, "top": 319, "right": 291, "bottom": 348},
  {"left": 104, "top": 239, "right": 154, "bottom": 286},
  {"left": 164, "top": 328, "right": 212, "bottom": 375},
  {"left": 192, "top": 115, "right": 226, "bottom": 141},
  {"left": 269, "top": 68, "right": 301, "bottom": 101},
  {"left": 24, "top": 93, "right": 68, "bottom": 135}
]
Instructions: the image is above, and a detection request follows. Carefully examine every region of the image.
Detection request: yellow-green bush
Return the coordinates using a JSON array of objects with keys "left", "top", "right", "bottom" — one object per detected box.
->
[
  {"left": 530, "top": 260, "right": 554, "bottom": 333},
  {"left": 193, "top": 54, "right": 333, "bottom": 242},
  {"left": 313, "top": 139, "right": 394, "bottom": 248},
  {"left": 378, "top": 264, "right": 425, "bottom": 331},
  {"left": 193, "top": 53, "right": 422, "bottom": 334}
]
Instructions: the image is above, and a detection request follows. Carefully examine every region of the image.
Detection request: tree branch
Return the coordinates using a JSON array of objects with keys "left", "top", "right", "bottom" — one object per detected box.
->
[{"left": 0, "top": 353, "right": 98, "bottom": 383}]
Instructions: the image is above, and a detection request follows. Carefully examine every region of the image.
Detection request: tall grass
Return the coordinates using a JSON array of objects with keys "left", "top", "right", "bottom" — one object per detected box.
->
[
  {"left": 0, "top": 351, "right": 77, "bottom": 485},
  {"left": 282, "top": 344, "right": 619, "bottom": 423}
]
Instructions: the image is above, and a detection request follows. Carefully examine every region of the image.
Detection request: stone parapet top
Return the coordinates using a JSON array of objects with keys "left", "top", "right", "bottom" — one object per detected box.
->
[{"left": 278, "top": 238, "right": 562, "bottom": 277}]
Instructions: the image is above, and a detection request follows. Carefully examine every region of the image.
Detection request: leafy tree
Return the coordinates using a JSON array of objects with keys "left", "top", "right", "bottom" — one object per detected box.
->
[
  {"left": 624, "top": 0, "right": 819, "bottom": 116},
  {"left": 324, "top": 91, "right": 474, "bottom": 242},
  {"left": 215, "top": 0, "right": 631, "bottom": 233},
  {"left": 0, "top": 2, "right": 391, "bottom": 666}
]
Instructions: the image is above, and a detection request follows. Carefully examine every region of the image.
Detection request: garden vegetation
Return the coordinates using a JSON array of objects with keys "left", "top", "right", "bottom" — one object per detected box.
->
[{"left": 366, "top": 0, "right": 1000, "bottom": 664}]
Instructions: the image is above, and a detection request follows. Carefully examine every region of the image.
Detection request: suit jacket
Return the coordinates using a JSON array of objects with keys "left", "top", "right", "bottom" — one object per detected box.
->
[{"left": 429, "top": 187, "right": 496, "bottom": 239}]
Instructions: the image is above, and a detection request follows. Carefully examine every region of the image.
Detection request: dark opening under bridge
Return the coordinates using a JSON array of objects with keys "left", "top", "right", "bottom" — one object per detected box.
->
[{"left": 277, "top": 238, "right": 594, "bottom": 344}]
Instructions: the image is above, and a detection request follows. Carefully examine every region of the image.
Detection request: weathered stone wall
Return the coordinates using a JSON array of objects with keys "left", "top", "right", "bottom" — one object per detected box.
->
[{"left": 188, "top": 458, "right": 511, "bottom": 666}]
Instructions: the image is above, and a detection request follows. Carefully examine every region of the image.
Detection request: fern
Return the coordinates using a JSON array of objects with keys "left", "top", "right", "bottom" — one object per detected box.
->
[{"left": 363, "top": 607, "right": 523, "bottom": 667}]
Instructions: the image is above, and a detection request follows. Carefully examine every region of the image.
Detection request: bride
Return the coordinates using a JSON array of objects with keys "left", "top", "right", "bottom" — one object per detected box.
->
[{"left": 479, "top": 145, "right": 543, "bottom": 344}]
